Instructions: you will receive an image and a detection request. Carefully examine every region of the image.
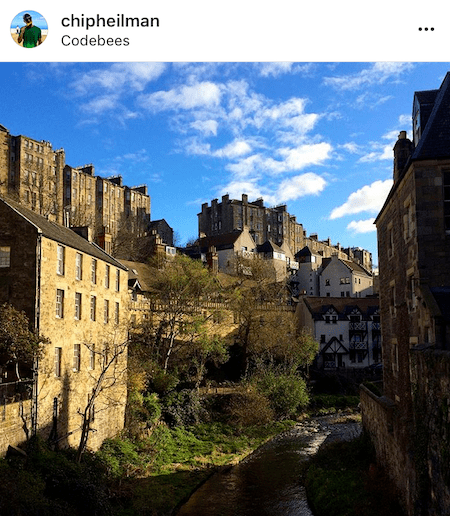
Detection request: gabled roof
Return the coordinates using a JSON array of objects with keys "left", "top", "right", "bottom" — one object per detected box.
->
[
  {"left": 197, "top": 230, "right": 252, "bottom": 252},
  {"left": 320, "top": 256, "right": 372, "bottom": 277},
  {"left": 412, "top": 72, "right": 450, "bottom": 161},
  {"left": 0, "top": 197, "right": 127, "bottom": 270},
  {"left": 256, "top": 240, "right": 285, "bottom": 254},
  {"left": 119, "top": 260, "right": 154, "bottom": 291},
  {"left": 302, "top": 296, "right": 379, "bottom": 319}
]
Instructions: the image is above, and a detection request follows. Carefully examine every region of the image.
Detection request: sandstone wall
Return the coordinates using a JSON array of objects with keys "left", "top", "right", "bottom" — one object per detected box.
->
[{"left": 0, "top": 398, "right": 32, "bottom": 456}]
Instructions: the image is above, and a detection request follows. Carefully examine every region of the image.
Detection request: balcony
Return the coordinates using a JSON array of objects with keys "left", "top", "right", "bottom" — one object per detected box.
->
[{"left": 349, "top": 322, "right": 367, "bottom": 331}]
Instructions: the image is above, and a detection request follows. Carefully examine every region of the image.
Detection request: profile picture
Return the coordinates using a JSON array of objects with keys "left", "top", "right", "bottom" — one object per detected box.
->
[{"left": 10, "top": 10, "right": 48, "bottom": 48}]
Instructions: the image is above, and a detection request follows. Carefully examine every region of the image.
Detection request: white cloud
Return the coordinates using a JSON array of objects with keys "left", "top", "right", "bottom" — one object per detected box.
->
[
  {"left": 275, "top": 173, "right": 327, "bottom": 202},
  {"left": 220, "top": 180, "right": 263, "bottom": 201},
  {"left": 266, "top": 142, "right": 332, "bottom": 174},
  {"left": 139, "top": 82, "right": 222, "bottom": 111},
  {"left": 75, "top": 63, "right": 166, "bottom": 95},
  {"left": 329, "top": 179, "right": 393, "bottom": 219},
  {"left": 347, "top": 219, "right": 377, "bottom": 234},
  {"left": 358, "top": 143, "right": 393, "bottom": 162},
  {"left": 324, "top": 62, "right": 414, "bottom": 91},
  {"left": 342, "top": 142, "right": 360, "bottom": 154},
  {"left": 257, "top": 62, "right": 316, "bottom": 78},
  {"left": 258, "top": 62, "right": 295, "bottom": 78},
  {"left": 190, "top": 119, "right": 218, "bottom": 136},
  {"left": 213, "top": 140, "right": 252, "bottom": 159},
  {"left": 80, "top": 94, "right": 120, "bottom": 114}
]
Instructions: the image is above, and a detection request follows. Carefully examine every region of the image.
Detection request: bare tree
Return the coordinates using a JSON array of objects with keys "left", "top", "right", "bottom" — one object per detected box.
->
[{"left": 76, "top": 329, "right": 128, "bottom": 462}]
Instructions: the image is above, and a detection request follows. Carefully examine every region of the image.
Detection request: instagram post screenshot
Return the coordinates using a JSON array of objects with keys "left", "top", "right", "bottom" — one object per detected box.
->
[{"left": 0, "top": 1, "right": 448, "bottom": 515}]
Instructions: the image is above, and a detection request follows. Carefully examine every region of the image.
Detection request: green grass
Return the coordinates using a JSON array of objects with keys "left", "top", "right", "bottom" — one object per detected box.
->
[
  {"left": 99, "top": 420, "right": 297, "bottom": 515},
  {"left": 304, "top": 432, "right": 405, "bottom": 516}
]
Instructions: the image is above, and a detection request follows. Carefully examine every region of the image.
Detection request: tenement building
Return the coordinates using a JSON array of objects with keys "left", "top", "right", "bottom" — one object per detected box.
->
[
  {"left": 361, "top": 73, "right": 450, "bottom": 516},
  {"left": 0, "top": 196, "right": 129, "bottom": 455},
  {"left": 0, "top": 125, "right": 151, "bottom": 255},
  {"left": 198, "top": 193, "right": 371, "bottom": 267}
]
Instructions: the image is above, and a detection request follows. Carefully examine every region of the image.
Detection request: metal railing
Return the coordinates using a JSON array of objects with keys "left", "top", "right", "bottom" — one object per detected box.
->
[{"left": 0, "top": 380, "right": 33, "bottom": 404}]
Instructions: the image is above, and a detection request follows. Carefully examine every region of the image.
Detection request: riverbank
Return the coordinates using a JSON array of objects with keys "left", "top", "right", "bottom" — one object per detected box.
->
[
  {"left": 172, "top": 412, "right": 361, "bottom": 516},
  {"left": 304, "top": 415, "right": 406, "bottom": 516}
]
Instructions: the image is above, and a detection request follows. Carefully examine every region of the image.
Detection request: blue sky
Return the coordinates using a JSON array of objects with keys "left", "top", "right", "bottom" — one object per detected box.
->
[{"left": 0, "top": 62, "right": 449, "bottom": 264}]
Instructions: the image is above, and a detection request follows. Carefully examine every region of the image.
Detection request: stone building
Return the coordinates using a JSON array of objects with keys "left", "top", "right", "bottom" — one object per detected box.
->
[
  {"left": 0, "top": 125, "right": 151, "bottom": 256},
  {"left": 291, "top": 250, "right": 373, "bottom": 298},
  {"left": 0, "top": 124, "right": 65, "bottom": 224},
  {"left": 198, "top": 193, "right": 370, "bottom": 265},
  {"left": 0, "top": 196, "right": 129, "bottom": 456},
  {"left": 149, "top": 219, "right": 174, "bottom": 247},
  {"left": 361, "top": 73, "right": 450, "bottom": 516},
  {"left": 297, "top": 296, "right": 381, "bottom": 370}
]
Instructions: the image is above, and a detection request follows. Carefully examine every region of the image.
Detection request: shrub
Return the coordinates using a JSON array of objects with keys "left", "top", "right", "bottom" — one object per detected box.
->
[
  {"left": 254, "top": 372, "right": 309, "bottom": 419},
  {"left": 97, "top": 437, "right": 141, "bottom": 478},
  {"left": 227, "top": 386, "right": 274, "bottom": 427},
  {"left": 162, "top": 389, "right": 204, "bottom": 427}
]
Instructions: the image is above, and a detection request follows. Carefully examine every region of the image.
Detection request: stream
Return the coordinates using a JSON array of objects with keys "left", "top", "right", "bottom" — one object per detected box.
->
[{"left": 175, "top": 416, "right": 361, "bottom": 516}]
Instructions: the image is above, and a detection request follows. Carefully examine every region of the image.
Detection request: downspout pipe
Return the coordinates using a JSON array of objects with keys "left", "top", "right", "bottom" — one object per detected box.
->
[{"left": 31, "top": 231, "right": 42, "bottom": 438}]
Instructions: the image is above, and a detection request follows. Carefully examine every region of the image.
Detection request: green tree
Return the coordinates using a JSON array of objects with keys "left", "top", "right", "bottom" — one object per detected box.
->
[
  {"left": 143, "top": 254, "right": 223, "bottom": 376},
  {"left": 0, "top": 303, "right": 47, "bottom": 381}
]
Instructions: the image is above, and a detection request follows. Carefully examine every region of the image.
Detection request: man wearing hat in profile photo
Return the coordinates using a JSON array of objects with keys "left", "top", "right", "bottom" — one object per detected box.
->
[{"left": 18, "top": 13, "right": 42, "bottom": 47}]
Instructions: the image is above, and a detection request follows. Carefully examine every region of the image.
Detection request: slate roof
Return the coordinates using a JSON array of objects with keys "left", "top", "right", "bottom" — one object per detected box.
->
[
  {"left": 321, "top": 256, "right": 372, "bottom": 277},
  {"left": 197, "top": 230, "right": 252, "bottom": 252},
  {"left": 1, "top": 197, "right": 127, "bottom": 270},
  {"left": 118, "top": 260, "right": 154, "bottom": 291},
  {"left": 303, "top": 296, "right": 379, "bottom": 321},
  {"left": 412, "top": 72, "right": 450, "bottom": 161},
  {"left": 256, "top": 240, "right": 285, "bottom": 255}
]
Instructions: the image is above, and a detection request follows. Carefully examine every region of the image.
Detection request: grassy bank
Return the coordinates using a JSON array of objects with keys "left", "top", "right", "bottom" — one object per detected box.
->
[
  {"left": 0, "top": 420, "right": 297, "bottom": 516},
  {"left": 102, "top": 420, "right": 297, "bottom": 515},
  {"left": 304, "top": 431, "right": 405, "bottom": 516}
]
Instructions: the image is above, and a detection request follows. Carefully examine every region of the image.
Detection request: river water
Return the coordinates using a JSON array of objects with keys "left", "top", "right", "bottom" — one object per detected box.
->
[{"left": 175, "top": 417, "right": 359, "bottom": 516}]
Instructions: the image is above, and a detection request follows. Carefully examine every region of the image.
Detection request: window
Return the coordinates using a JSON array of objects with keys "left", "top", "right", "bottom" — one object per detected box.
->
[
  {"left": 320, "top": 335, "right": 326, "bottom": 343},
  {"left": 55, "top": 348, "right": 62, "bottom": 377},
  {"left": 105, "top": 264, "right": 110, "bottom": 288},
  {"left": 56, "top": 289, "right": 64, "bottom": 318},
  {"left": 89, "top": 345, "right": 95, "bottom": 370},
  {"left": 0, "top": 246, "right": 11, "bottom": 268},
  {"left": 115, "top": 269, "right": 120, "bottom": 291},
  {"left": 73, "top": 344, "right": 81, "bottom": 372},
  {"left": 91, "top": 258, "right": 97, "bottom": 284},
  {"left": 75, "top": 253, "right": 82, "bottom": 280},
  {"left": 104, "top": 299, "right": 109, "bottom": 324},
  {"left": 390, "top": 283, "right": 396, "bottom": 318},
  {"left": 444, "top": 170, "right": 450, "bottom": 234},
  {"left": 325, "top": 279, "right": 330, "bottom": 286},
  {"left": 115, "top": 302, "right": 120, "bottom": 324},
  {"left": 75, "top": 293, "right": 82, "bottom": 320},
  {"left": 387, "top": 225, "right": 394, "bottom": 259},
  {"left": 407, "top": 274, "right": 417, "bottom": 312},
  {"left": 57, "top": 245, "right": 65, "bottom": 275},
  {"left": 404, "top": 201, "right": 414, "bottom": 241},
  {"left": 90, "top": 295, "right": 96, "bottom": 321}
]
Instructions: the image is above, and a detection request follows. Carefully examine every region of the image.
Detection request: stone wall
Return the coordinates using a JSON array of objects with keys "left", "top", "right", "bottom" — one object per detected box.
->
[
  {"left": 410, "top": 347, "right": 450, "bottom": 516},
  {"left": 362, "top": 346, "right": 450, "bottom": 516},
  {"left": 360, "top": 385, "right": 418, "bottom": 516},
  {"left": 0, "top": 398, "right": 32, "bottom": 456}
]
